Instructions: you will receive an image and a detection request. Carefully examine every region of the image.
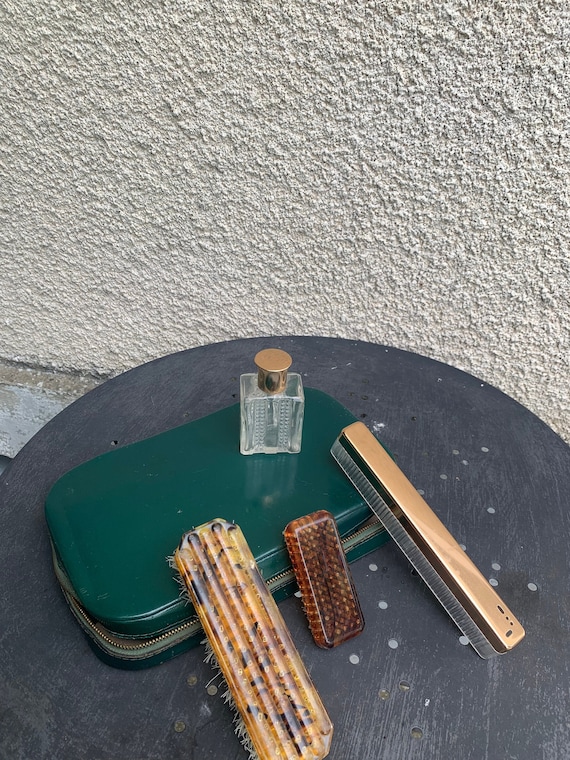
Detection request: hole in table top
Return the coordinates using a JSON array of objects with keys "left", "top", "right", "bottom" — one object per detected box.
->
[
  {"left": 378, "top": 689, "right": 390, "bottom": 701},
  {"left": 411, "top": 726, "right": 423, "bottom": 739},
  {"left": 173, "top": 721, "right": 186, "bottom": 733},
  {"left": 399, "top": 680, "right": 410, "bottom": 692}
]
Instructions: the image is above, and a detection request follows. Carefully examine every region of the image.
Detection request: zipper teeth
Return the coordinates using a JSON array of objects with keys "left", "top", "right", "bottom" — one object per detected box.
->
[
  {"left": 342, "top": 517, "right": 380, "bottom": 544},
  {"left": 70, "top": 595, "right": 201, "bottom": 651},
  {"left": 70, "top": 517, "right": 383, "bottom": 654}
]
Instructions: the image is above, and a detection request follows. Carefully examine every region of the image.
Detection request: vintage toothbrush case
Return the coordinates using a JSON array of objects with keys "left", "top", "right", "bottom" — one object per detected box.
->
[{"left": 45, "top": 388, "right": 389, "bottom": 669}]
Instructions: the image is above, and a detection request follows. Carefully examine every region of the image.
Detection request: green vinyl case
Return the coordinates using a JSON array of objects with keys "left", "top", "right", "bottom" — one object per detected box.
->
[{"left": 45, "top": 388, "right": 389, "bottom": 669}]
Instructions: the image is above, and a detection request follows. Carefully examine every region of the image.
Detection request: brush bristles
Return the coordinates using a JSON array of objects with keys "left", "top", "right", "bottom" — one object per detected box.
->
[
  {"left": 202, "top": 640, "right": 259, "bottom": 760},
  {"left": 166, "top": 554, "right": 193, "bottom": 605}
]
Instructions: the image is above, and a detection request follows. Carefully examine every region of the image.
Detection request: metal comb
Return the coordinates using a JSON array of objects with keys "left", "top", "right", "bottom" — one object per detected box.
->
[{"left": 331, "top": 421, "right": 525, "bottom": 658}]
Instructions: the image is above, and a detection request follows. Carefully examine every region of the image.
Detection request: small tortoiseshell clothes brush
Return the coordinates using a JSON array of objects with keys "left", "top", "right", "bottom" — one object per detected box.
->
[
  {"left": 284, "top": 510, "right": 364, "bottom": 649},
  {"left": 173, "top": 519, "right": 333, "bottom": 760}
]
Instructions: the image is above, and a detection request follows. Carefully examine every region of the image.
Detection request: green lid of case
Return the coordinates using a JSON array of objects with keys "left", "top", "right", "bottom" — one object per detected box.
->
[{"left": 45, "top": 388, "right": 373, "bottom": 638}]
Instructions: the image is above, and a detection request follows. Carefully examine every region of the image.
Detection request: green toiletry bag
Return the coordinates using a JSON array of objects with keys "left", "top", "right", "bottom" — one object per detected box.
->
[{"left": 45, "top": 388, "right": 389, "bottom": 669}]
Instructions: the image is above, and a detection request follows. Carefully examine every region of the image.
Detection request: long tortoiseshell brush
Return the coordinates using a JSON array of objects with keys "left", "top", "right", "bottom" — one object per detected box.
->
[
  {"left": 174, "top": 518, "right": 333, "bottom": 760},
  {"left": 331, "top": 421, "right": 525, "bottom": 659}
]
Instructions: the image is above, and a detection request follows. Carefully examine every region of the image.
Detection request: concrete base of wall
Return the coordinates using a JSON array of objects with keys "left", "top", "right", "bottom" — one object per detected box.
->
[{"left": 0, "top": 362, "right": 102, "bottom": 458}]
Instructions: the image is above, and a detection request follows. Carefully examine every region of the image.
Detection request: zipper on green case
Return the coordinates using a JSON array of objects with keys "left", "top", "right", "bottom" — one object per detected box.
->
[{"left": 54, "top": 517, "right": 386, "bottom": 660}]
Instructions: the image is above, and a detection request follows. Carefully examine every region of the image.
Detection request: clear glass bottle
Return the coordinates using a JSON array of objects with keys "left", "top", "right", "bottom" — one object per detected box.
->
[{"left": 240, "top": 349, "right": 305, "bottom": 455}]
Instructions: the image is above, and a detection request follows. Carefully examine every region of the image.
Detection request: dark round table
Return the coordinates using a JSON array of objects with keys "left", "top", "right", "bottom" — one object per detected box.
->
[{"left": 1, "top": 337, "right": 568, "bottom": 760}]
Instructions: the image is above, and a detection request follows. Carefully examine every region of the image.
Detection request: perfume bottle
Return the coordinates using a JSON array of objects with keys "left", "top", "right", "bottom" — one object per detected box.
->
[{"left": 240, "top": 349, "right": 305, "bottom": 455}]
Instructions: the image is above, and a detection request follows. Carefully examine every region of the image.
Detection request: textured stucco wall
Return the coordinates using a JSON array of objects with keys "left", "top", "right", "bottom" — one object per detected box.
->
[{"left": 1, "top": 2, "right": 569, "bottom": 440}]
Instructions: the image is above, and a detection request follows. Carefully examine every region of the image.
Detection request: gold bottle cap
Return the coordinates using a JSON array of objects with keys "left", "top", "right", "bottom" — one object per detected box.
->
[{"left": 254, "top": 349, "right": 292, "bottom": 394}]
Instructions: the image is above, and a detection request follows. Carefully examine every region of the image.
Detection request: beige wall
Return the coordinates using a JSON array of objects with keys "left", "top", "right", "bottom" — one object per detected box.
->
[{"left": 1, "top": 2, "right": 569, "bottom": 441}]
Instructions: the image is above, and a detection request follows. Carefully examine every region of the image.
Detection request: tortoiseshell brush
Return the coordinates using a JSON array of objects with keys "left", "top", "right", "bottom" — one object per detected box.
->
[
  {"left": 284, "top": 510, "right": 364, "bottom": 648},
  {"left": 174, "top": 518, "right": 333, "bottom": 760}
]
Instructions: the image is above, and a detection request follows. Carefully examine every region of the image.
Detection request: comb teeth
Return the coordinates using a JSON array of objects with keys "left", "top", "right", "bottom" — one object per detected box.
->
[{"left": 174, "top": 519, "right": 333, "bottom": 760}]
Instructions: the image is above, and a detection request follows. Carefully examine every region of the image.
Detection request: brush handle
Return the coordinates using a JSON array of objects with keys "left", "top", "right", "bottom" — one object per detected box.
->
[{"left": 175, "top": 519, "right": 333, "bottom": 760}]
